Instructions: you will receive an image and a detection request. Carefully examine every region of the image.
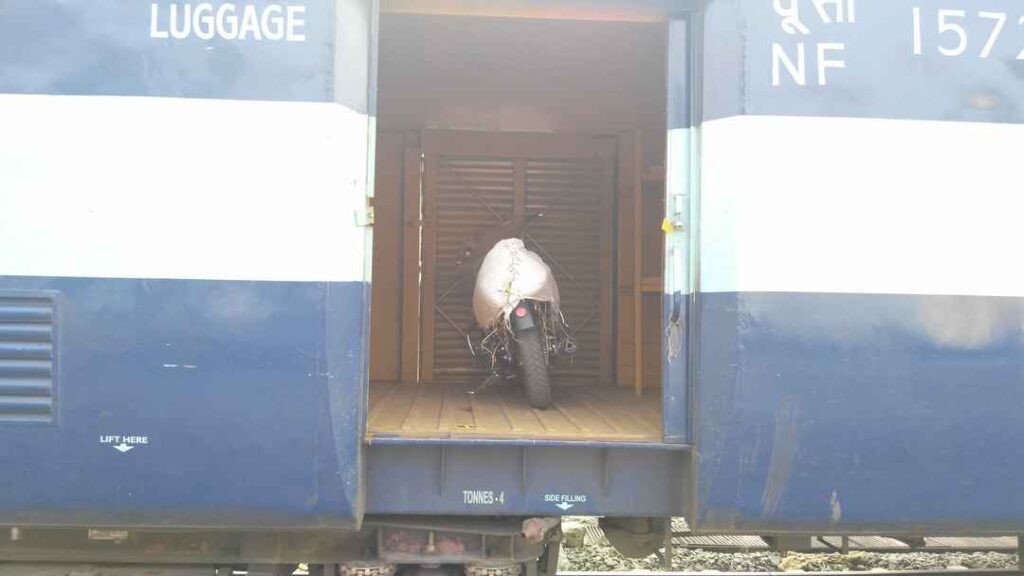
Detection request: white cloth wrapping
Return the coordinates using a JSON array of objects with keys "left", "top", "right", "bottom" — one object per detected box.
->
[{"left": 472, "top": 238, "right": 561, "bottom": 328}]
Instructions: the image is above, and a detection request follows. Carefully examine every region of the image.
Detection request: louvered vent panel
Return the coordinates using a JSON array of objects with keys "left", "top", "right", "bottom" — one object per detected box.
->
[
  {"left": 0, "top": 293, "right": 56, "bottom": 423},
  {"left": 433, "top": 157, "right": 516, "bottom": 382},
  {"left": 524, "top": 159, "right": 604, "bottom": 383}
]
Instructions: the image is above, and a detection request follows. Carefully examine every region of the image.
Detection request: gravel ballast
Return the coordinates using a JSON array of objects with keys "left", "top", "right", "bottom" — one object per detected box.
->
[
  {"left": 556, "top": 518, "right": 1018, "bottom": 572},
  {"left": 559, "top": 544, "right": 1018, "bottom": 572}
]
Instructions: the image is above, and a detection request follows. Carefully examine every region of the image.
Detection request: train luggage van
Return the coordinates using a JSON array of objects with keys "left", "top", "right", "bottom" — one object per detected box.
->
[{"left": 2, "top": 0, "right": 1024, "bottom": 573}]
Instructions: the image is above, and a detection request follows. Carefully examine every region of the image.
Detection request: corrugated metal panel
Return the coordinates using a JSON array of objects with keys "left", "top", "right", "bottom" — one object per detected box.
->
[
  {"left": 584, "top": 523, "right": 608, "bottom": 545},
  {"left": 814, "top": 535, "right": 908, "bottom": 550},
  {"left": 924, "top": 536, "right": 1018, "bottom": 550},
  {"left": 675, "top": 534, "right": 768, "bottom": 549},
  {"left": 0, "top": 293, "right": 56, "bottom": 423}
]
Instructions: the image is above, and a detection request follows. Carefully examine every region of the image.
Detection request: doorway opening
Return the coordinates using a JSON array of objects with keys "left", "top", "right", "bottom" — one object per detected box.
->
[{"left": 367, "top": 7, "right": 668, "bottom": 443}]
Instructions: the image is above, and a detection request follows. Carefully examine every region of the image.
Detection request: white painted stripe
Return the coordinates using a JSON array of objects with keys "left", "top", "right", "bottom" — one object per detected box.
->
[
  {"left": 0, "top": 94, "right": 369, "bottom": 282},
  {"left": 700, "top": 115, "right": 1024, "bottom": 297}
]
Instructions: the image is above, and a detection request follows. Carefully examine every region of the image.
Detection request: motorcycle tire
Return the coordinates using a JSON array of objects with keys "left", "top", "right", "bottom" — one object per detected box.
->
[{"left": 516, "top": 328, "right": 552, "bottom": 409}]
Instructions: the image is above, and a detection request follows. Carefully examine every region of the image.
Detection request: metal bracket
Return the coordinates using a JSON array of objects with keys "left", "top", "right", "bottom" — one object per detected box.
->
[{"left": 355, "top": 206, "right": 375, "bottom": 227}]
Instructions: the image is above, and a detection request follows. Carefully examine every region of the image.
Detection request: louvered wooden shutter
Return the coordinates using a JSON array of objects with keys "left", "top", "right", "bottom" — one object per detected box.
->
[
  {"left": 421, "top": 131, "right": 614, "bottom": 386},
  {"left": 432, "top": 157, "right": 516, "bottom": 382}
]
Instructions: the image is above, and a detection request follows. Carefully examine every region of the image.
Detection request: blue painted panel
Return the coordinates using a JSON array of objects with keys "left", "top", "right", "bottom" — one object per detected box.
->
[
  {"left": 694, "top": 0, "right": 1024, "bottom": 532},
  {"left": 704, "top": 0, "right": 1024, "bottom": 124},
  {"left": 0, "top": 0, "right": 374, "bottom": 109},
  {"left": 697, "top": 292, "right": 1024, "bottom": 532},
  {"left": 663, "top": 296, "right": 689, "bottom": 444},
  {"left": 366, "top": 445, "right": 692, "bottom": 517},
  {"left": 0, "top": 277, "right": 367, "bottom": 528},
  {"left": 662, "top": 18, "right": 694, "bottom": 444}
]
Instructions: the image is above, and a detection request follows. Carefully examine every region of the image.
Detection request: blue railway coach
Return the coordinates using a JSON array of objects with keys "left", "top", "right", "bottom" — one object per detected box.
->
[{"left": 1, "top": 0, "right": 1022, "bottom": 573}]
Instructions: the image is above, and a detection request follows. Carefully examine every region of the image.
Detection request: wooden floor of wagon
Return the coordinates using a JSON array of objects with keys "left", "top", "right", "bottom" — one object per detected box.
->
[{"left": 367, "top": 381, "right": 662, "bottom": 442}]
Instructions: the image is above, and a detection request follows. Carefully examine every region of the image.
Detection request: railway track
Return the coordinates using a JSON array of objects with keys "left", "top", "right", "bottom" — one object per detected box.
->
[
  {"left": 559, "top": 571, "right": 1022, "bottom": 576},
  {"left": 670, "top": 534, "right": 1019, "bottom": 554},
  {"left": 2, "top": 568, "right": 1021, "bottom": 576},
  {"left": 581, "top": 523, "right": 1019, "bottom": 555},
  {"left": 568, "top": 521, "right": 1019, "bottom": 573}
]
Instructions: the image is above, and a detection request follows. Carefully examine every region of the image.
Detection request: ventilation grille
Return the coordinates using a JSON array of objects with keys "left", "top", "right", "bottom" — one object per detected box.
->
[{"left": 0, "top": 293, "right": 57, "bottom": 423}]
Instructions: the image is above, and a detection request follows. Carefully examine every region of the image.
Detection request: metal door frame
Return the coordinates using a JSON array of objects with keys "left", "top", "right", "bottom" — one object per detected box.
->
[{"left": 662, "top": 10, "right": 702, "bottom": 445}]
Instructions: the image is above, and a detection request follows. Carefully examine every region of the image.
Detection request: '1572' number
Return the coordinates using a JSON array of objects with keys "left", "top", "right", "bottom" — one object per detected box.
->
[{"left": 912, "top": 7, "right": 1024, "bottom": 59}]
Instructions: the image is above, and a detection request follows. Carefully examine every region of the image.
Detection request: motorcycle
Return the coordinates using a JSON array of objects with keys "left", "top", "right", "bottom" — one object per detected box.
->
[{"left": 457, "top": 218, "right": 576, "bottom": 409}]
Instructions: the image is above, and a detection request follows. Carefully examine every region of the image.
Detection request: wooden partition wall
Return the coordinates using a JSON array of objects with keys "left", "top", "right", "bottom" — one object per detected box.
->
[{"left": 369, "top": 129, "right": 663, "bottom": 392}]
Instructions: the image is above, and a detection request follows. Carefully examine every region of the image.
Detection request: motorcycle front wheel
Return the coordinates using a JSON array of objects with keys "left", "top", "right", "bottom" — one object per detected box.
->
[{"left": 516, "top": 328, "right": 552, "bottom": 409}]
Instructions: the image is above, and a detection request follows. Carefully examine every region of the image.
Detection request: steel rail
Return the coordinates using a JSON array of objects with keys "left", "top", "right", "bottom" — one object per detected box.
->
[{"left": 561, "top": 565, "right": 1024, "bottom": 569}]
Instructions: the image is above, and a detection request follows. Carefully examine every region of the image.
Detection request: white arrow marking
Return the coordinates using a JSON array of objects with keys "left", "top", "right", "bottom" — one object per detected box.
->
[
  {"left": 555, "top": 502, "right": 574, "bottom": 511},
  {"left": 112, "top": 443, "right": 135, "bottom": 453}
]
